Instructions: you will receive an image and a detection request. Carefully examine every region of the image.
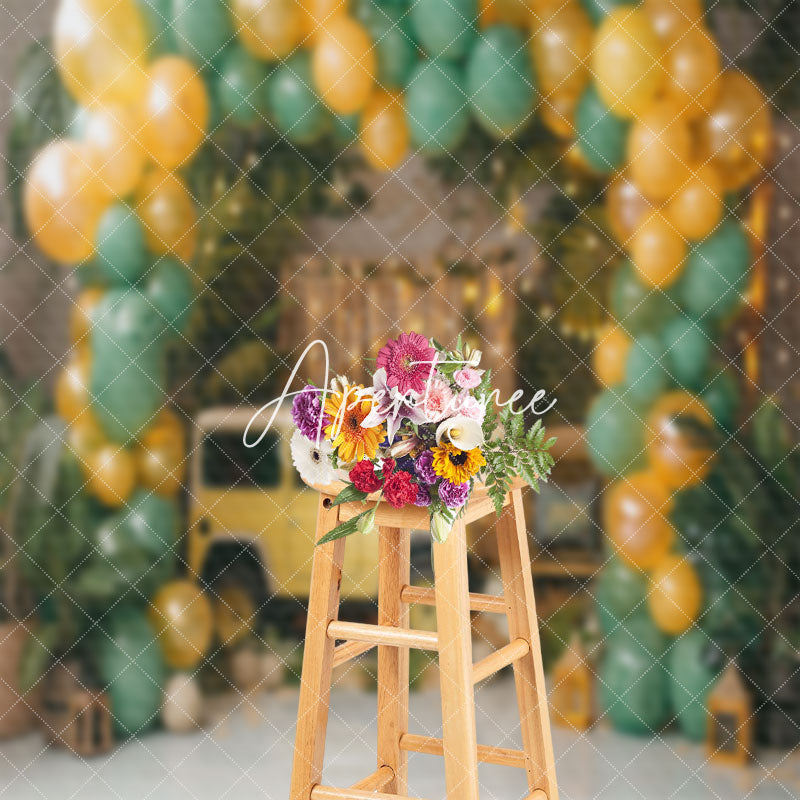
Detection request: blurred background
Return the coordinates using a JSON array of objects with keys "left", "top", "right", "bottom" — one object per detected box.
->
[{"left": 0, "top": 0, "right": 798, "bottom": 797}]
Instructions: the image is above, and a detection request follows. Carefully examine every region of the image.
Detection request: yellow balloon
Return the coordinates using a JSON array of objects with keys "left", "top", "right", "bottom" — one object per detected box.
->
[
  {"left": 627, "top": 101, "right": 692, "bottom": 202},
  {"left": 136, "top": 169, "right": 197, "bottom": 261},
  {"left": 84, "top": 105, "right": 146, "bottom": 198},
  {"left": 302, "top": 0, "right": 348, "bottom": 37},
  {"left": 696, "top": 70, "right": 772, "bottom": 191},
  {"left": 630, "top": 211, "right": 687, "bottom": 288},
  {"left": 541, "top": 93, "right": 578, "bottom": 139},
  {"left": 647, "top": 390, "right": 714, "bottom": 489},
  {"left": 479, "top": 0, "right": 529, "bottom": 27},
  {"left": 149, "top": 580, "right": 214, "bottom": 669},
  {"left": 312, "top": 16, "right": 376, "bottom": 114},
  {"left": 604, "top": 471, "right": 675, "bottom": 570},
  {"left": 593, "top": 324, "right": 631, "bottom": 387},
  {"left": 23, "top": 140, "right": 108, "bottom": 264},
  {"left": 642, "top": 0, "right": 703, "bottom": 44},
  {"left": 142, "top": 56, "right": 209, "bottom": 169},
  {"left": 55, "top": 353, "right": 92, "bottom": 423},
  {"left": 663, "top": 26, "right": 721, "bottom": 119},
  {"left": 606, "top": 170, "right": 654, "bottom": 243},
  {"left": 648, "top": 554, "right": 702, "bottom": 635},
  {"left": 530, "top": 2, "right": 593, "bottom": 102},
  {"left": 87, "top": 444, "right": 136, "bottom": 507},
  {"left": 666, "top": 162, "right": 724, "bottom": 241},
  {"left": 66, "top": 411, "right": 106, "bottom": 469},
  {"left": 232, "top": 0, "right": 304, "bottom": 60},
  {"left": 69, "top": 287, "right": 105, "bottom": 345},
  {"left": 53, "top": 0, "right": 148, "bottom": 107},
  {"left": 591, "top": 7, "right": 665, "bottom": 119},
  {"left": 136, "top": 414, "right": 186, "bottom": 497},
  {"left": 359, "top": 90, "right": 409, "bottom": 170}
]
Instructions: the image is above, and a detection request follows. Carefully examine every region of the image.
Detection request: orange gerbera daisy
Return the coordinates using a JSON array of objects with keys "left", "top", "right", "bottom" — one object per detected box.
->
[{"left": 324, "top": 385, "right": 384, "bottom": 463}]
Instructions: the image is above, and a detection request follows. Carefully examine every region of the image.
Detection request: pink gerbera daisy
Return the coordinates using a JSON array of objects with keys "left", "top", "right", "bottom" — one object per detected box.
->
[{"left": 376, "top": 332, "right": 436, "bottom": 395}]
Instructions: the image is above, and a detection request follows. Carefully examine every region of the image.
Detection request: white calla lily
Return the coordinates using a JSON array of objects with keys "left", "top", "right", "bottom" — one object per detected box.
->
[{"left": 435, "top": 416, "right": 484, "bottom": 450}]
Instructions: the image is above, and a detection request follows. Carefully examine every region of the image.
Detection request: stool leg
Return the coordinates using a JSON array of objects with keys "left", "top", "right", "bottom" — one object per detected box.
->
[
  {"left": 433, "top": 518, "right": 480, "bottom": 800},
  {"left": 290, "top": 496, "right": 346, "bottom": 800},
  {"left": 377, "top": 526, "right": 411, "bottom": 794},
  {"left": 496, "top": 489, "right": 558, "bottom": 800}
]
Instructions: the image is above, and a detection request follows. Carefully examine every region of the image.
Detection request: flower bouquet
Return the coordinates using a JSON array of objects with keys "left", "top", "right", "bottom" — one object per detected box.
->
[{"left": 289, "top": 332, "right": 556, "bottom": 544}]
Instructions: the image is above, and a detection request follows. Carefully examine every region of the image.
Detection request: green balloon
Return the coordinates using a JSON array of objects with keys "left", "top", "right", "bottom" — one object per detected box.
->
[
  {"left": 410, "top": 0, "right": 476, "bottom": 60},
  {"left": 576, "top": 84, "right": 630, "bottom": 173},
  {"left": 331, "top": 112, "right": 360, "bottom": 144},
  {"left": 667, "top": 630, "right": 720, "bottom": 740},
  {"left": 146, "top": 257, "right": 194, "bottom": 333},
  {"left": 610, "top": 260, "right": 677, "bottom": 336},
  {"left": 580, "top": 0, "right": 628, "bottom": 24},
  {"left": 600, "top": 624, "right": 669, "bottom": 735},
  {"left": 594, "top": 558, "right": 648, "bottom": 636},
  {"left": 91, "top": 289, "right": 164, "bottom": 363},
  {"left": 171, "top": 0, "right": 233, "bottom": 65},
  {"left": 465, "top": 25, "right": 535, "bottom": 138},
  {"left": 98, "top": 610, "right": 165, "bottom": 736},
  {"left": 585, "top": 389, "right": 646, "bottom": 478},
  {"left": 91, "top": 290, "right": 166, "bottom": 442},
  {"left": 91, "top": 357, "right": 165, "bottom": 444},
  {"left": 405, "top": 60, "right": 470, "bottom": 154},
  {"left": 624, "top": 333, "right": 668, "bottom": 406},
  {"left": 357, "top": 1, "right": 417, "bottom": 89},
  {"left": 135, "top": 0, "right": 176, "bottom": 55},
  {"left": 266, "top": 53, "right": 330, "bottom": 145},
  {"left": 701, "top": 370, "right": 739, "bottom": 431},
  {"left": 681, "top": 220, "right": 750, "bottom": 319},
  {"left": 216, "top": 44, "right": 269, "bottom": 124},
  {"left": 95, "top": 204, "right": 148, "bottom": 286},
  {"left": 122, "top": 490, "right": 179, "bottom": 560},
  {"left": 662, "top": 316, "right": 710, "bottom": 390}
]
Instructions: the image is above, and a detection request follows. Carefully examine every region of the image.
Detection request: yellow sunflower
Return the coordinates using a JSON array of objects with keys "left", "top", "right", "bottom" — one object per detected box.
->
[
  {"left": 324, "top": 386, "right": 384, "bottom": 463},
  {"left": 431, "top": 443, "right": 486, "bottom": 484}
]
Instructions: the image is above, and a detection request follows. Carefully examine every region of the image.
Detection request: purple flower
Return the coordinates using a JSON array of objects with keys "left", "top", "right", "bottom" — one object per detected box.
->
[
  {"left": 438, "top": 480, "right": 470, "bottom": 509},
  {"left": 414, "top": 450, "right": 437, "bottom": 485},
  {"left": 413, "top": 484, "right": 432, "bottom": 507},
  {"left": 292, "top": 385, "right": 329, "bottom": 441}
]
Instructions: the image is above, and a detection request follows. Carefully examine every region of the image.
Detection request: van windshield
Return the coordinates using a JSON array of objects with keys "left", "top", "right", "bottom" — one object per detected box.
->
[{"left": 201, "top": 430, "right": 281, "bottom": 488}]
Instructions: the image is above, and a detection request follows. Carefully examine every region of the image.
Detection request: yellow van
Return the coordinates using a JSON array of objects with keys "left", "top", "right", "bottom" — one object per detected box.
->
[{"left": 187, "top": 407, "right": 380, "bottom": 634}]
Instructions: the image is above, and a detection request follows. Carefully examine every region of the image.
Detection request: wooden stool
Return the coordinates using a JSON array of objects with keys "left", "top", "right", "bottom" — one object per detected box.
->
[{"left": 289, "top": 479, "right": 558, "bottom": 800}]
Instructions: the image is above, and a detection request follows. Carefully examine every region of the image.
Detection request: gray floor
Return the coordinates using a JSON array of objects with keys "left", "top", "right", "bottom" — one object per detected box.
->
[{"left": 1, "top": 681, "right": 797, "bottom": 800}]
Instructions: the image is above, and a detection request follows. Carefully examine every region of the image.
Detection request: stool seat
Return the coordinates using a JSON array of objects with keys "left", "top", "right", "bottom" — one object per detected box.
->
[
  {"left": 303, "top": 476, "right": 528, "bottom": 528},
  {"left": 289, "top": 481, "right": 558, "bottom": 800}
]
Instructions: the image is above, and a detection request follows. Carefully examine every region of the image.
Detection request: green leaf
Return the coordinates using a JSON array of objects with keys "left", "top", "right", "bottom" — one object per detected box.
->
[
  {"left": 317, "top": 509, "right": 373, "bottom": 544},
  {"left": 330, "top": 484, "right": 369, "bottom": 506}
]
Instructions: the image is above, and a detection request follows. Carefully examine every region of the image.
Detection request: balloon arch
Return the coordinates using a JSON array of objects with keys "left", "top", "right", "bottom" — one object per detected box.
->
[{"left": 23, "top": 0, "right": 770, "bottom": 736}]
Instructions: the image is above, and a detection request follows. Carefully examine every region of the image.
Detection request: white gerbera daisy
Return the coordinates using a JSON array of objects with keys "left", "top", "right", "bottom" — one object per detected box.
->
[{"left": 290, "top": 429, "right": 336, "bottom": 486}]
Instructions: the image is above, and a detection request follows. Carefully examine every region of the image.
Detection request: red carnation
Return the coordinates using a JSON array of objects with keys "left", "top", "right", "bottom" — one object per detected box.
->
[
  {"left": 383, "top": 470, "right": 417, "bottom": 509},
  {"left": 349, "top": 459, "right": 383, "bottom": 493},
  {"left": 381, "top": 458, "right": 396, "bottom": 478}
]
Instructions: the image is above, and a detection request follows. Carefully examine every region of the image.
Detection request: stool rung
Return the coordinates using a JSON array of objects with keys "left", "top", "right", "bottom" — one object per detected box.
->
[
  {"left": 526, "top": 792, "right": 548, "bottom": 800},
  {"left": 472, "top": 637, "right": 530, "bottom": 684},
  {"left": 350, "top": 765, "right": 394, "bottom": 791},
  {"left": 332, "top": 640, "right": 375, "bottom": 668},
  {"left": 400, "top": 585, "right": 507, "bottom": 615},
  {"left": 311, "top": 787, "right": 430, "bottom": 800},
  {"left": 327, "top": 620, "right": 439, "bottom": 651},
  {"left": 399, "top": 733, "right": 528, "bottom": 769}
]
